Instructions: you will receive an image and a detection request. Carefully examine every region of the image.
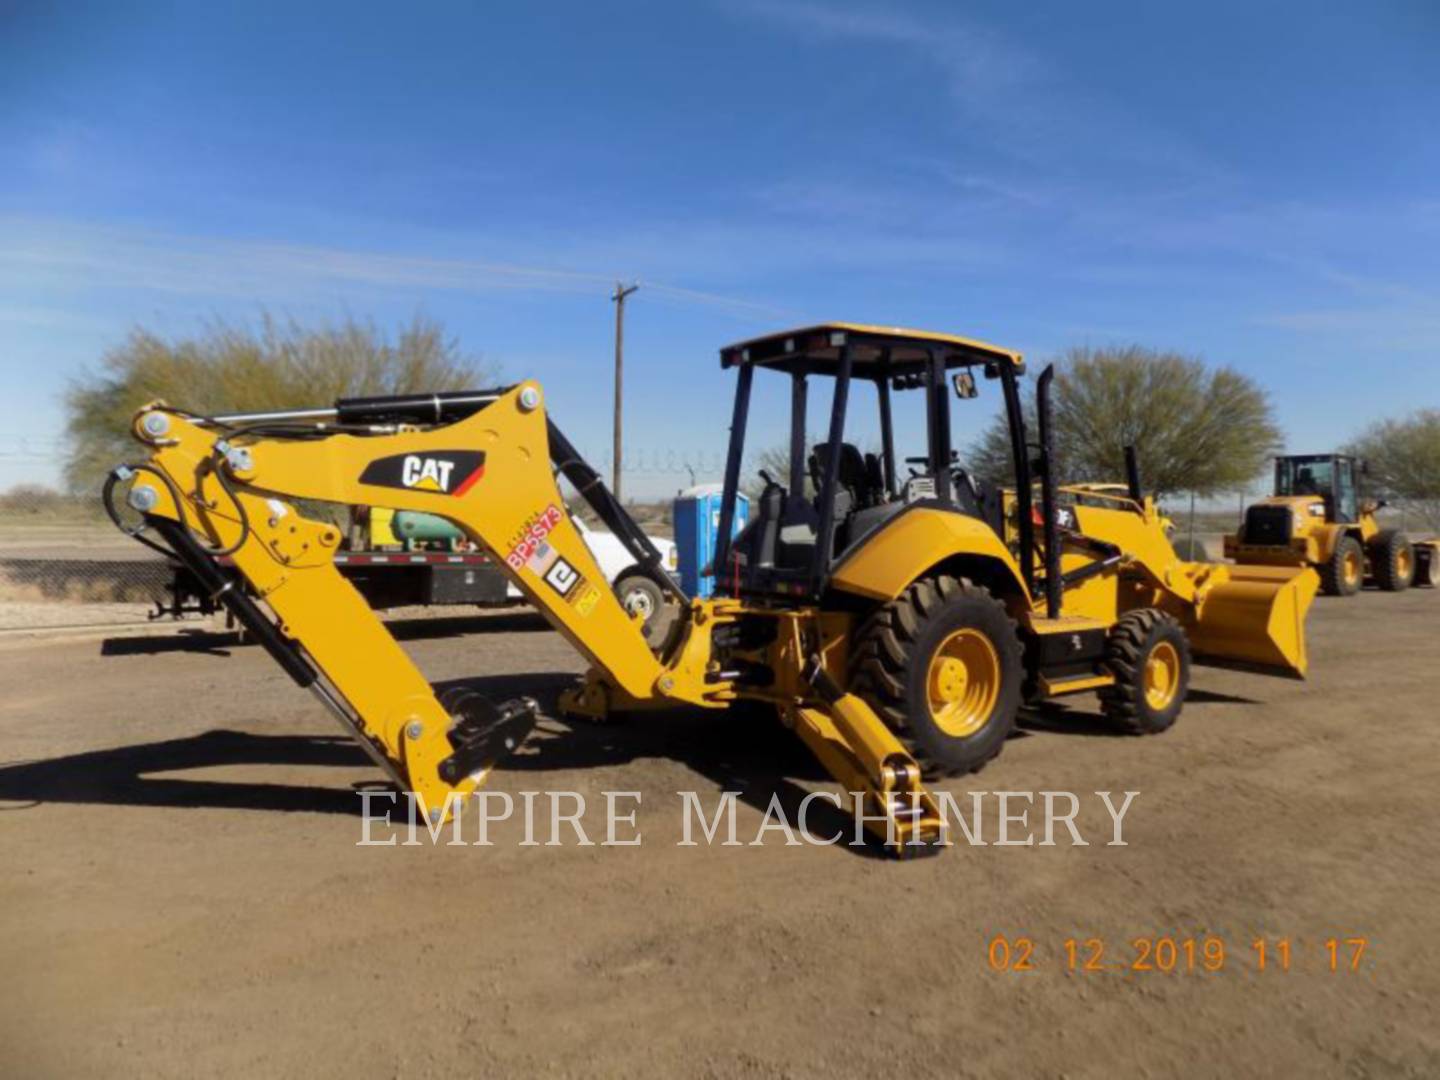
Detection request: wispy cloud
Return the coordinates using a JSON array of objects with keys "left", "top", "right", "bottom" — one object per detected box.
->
[
  {"left": 735, "top": 1, "right": 1037, "bottom": 98},
  {"left": 1252, "top": 306, "right": 1440, "bottom": 352},
  {"left": 0, "top": 210, "right": 1038, "bottom": 328},
  {"left": 0, "top": 216, "right": 801, "bottom": 323},
  {"left": 732, "top": 0, "right": 1224, "bottom": 188}
]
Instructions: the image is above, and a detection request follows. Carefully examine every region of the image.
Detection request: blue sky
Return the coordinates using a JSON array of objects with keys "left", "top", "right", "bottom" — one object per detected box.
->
[{"left": 2, "top": 1, "right": 1437, "bottom": 495}]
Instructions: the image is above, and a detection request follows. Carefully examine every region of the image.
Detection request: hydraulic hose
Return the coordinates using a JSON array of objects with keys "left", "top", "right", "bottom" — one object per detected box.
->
[{"left": 149, "top": 517, "right": 319, "bottom": 688}]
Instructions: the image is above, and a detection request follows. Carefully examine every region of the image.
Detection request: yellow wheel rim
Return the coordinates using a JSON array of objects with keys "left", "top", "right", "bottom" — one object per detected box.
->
[
  {"left": 1344, "top": 549, "right": 1362, "bottom": 587},
  {"left": 1144, "top": 641, "right": 1181, "bottom": 712},
  {"left": 1397, "top": 548, "right": 1412, "bottom": 578},
  {"left": 926, "top": 628, "right": 1001, "bottom": 738}
]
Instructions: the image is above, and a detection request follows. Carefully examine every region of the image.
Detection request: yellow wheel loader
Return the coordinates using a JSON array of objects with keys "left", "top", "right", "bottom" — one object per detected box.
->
[
  {"left": 1224, "top": 454, "right": 1440, "bottom": 595},
  {"left": 107, "top": 324, "right": 1318, "bottom": 855}
]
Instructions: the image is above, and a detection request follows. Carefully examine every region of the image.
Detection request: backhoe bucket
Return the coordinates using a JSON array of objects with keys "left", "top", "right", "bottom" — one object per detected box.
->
[{"left": 1184, "top": 564, "right": 1319, "bottom": 679}]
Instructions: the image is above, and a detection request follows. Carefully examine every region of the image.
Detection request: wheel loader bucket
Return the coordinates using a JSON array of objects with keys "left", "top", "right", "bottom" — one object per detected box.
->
[{"left": 1183, "top": 564, "right": 1320, "bottom": 679}]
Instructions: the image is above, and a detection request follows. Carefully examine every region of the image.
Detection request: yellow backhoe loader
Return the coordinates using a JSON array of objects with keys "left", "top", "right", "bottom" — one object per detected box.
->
[
  {"left": 107, "top": 324, "right": 1318, "bottom": 855},
  {"left": 1224, "top": 454, "right": 1440, "bottom": 595}
]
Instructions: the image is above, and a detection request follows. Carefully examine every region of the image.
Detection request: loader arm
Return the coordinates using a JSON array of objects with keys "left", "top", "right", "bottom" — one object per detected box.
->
[{"left": 117, "top": 382, "right": 717, "bottom": 818}]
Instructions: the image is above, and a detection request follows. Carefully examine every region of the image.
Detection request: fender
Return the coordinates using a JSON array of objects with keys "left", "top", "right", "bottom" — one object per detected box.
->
[{"left": 828, "top": 505, "right": 1029, "bottom": 603}]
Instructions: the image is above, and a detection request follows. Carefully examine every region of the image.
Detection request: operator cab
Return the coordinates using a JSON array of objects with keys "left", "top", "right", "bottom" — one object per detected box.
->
[
  {"left": 1275, "top": 453, "right": 1363, "bottom": 524},
  {"left": 713, "top": 323, "right": 1026, "bottom": 599}
]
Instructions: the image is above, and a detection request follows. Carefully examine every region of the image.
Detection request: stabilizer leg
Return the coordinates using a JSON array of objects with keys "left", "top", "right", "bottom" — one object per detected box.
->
[{"left": 792, "top": 658, "right": 944, "bottom": 855}]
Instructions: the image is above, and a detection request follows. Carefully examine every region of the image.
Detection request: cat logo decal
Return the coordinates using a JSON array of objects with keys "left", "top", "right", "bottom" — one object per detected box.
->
[{"left": 358, "top": 451, "right": 486, "bottom": 496}]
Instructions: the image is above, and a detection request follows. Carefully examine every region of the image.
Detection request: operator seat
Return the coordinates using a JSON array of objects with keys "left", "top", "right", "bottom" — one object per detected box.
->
[
  {"left": 811, "top": 442, "right": 903, "bottom": 556},
  {"left": 728, "top": 476, "right": 818, "bottom": 578},
  {"left": 808, "top": 442, "right": 877, "bottom": 515}
]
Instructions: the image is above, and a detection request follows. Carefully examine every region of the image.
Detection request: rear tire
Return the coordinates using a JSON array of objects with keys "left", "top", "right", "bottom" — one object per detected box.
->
[
  {"left": 1319, "top": 534, "right": 1364, "bottom": 597},
  {"left": 1370, "top": 530, "right": 1414, "bottom": 592},
  {"left": 1099, "top": 609, "right": 1190, "bottom": 735},
  {"left": 850, "top": 575, "right": 1022, "bottom": 776}
]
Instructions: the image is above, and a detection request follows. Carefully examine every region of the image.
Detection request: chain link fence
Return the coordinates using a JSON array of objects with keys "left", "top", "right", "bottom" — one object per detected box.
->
[{"left": 0, "top": 483, "right": 175, "bottom": 633}]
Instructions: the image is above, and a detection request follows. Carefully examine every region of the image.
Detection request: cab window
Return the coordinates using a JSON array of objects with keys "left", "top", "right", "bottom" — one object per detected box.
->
[
  {"left": 1334, "top": 461, "right": 1358, "bottom": 522},
  {"left": 1278, "top": 458, "right": 1333, "bottom": 498}
]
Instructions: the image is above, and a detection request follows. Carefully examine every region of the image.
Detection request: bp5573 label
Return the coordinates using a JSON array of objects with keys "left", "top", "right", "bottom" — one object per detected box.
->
[{"left": 505, "top": 504, "right": 565, "bottom": 572}]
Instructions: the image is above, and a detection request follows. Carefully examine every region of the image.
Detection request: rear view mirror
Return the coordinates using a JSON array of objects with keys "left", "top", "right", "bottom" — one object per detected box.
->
[{"left": 953, "top": 371, "right": 978, "bottom": 399}]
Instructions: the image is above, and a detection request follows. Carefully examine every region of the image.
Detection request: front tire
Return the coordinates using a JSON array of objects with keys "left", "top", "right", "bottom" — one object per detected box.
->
[
  {"left": 850, "top": 575, "right": 1022, "bottom": 776},
  {"left": 1319, "top": 534, "right": 1364, "bottom": 597},
  {"left": 1370, "top": 530, "right": 1414, "bottom": 592},
  {"left": 1099, "top": 609, "right": 1190, "bottom": 734}
]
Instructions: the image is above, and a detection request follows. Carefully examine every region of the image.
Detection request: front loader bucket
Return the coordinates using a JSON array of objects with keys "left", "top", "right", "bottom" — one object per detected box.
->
[{"left": 1184, "top": 564, "right": 1320, "bottom": 679}]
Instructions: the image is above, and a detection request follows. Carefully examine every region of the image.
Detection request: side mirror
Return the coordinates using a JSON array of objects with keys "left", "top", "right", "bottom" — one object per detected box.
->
[{"left": 952, "top": 371, "right": 978, "bottom": 399}]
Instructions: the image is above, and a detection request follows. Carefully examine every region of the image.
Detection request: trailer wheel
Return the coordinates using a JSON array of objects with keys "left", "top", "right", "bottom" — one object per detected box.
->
[
  {"left": 850, "top": 575, "right": 1022, "bottom": 776},
  {"left": 1370, "top": 530, "right": 1415, "bottom": 592},
  {"left": 1319, "top": 534, "right": 1364, "bottom": 596},
  {"left": 1099, "top": 609, "right": 1190, "bottom": 734}
]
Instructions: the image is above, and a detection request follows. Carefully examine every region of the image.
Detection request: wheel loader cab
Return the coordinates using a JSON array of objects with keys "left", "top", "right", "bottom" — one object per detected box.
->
[
  {"left": 712, "top": 324, "right": 1029, "bottom": 600},
  {"left": 1275, "top": 454, "right": 1361, "bottom": 524}
]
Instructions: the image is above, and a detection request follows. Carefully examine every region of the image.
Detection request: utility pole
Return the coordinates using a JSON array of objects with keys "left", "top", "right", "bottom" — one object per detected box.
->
[{"left": 611, "top": 281, "right": 638, "bottom": 501}]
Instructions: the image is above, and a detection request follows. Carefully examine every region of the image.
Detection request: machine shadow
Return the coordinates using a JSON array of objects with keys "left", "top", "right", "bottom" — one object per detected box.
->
[
  {"left": 1016, "top": 703, "right": 1131, "bottom": 739},
  {"left": 0, "top": 672, "right": 853, "bottom": 849},
  {"left": 0, "top": 729, "right": 369, "bottom": 816},
  {"left": 1, "top": 664, "right": 1267, "bottom": 837},
  {"left": 102, "top": 628, "right": 240, "bottom": 657},
  {"left": 0, "top": 673, "right": 572, "bottom": 816},
  {"left": 1015, "top": 683, "right": 1261, "bottom": 736},
  {"left": 438, "top": 676, "right": 869, "bottom": 855}
]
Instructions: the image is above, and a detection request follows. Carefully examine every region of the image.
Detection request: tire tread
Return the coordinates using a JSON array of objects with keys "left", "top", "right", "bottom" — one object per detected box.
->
[{"left": 848, "top": 574, "right": 1020, "bottom": 775}]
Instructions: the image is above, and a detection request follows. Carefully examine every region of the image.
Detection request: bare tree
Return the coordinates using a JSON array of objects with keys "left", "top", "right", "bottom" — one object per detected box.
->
[
  {"left": 1346, "top": 409, "right": 1440, "bottom": 531},
  {"left": 65, "top": 312, "right": 496, "bottom": 493},
  {"left": 968, "top": 345, "right": 1281, "bottom": 498}
]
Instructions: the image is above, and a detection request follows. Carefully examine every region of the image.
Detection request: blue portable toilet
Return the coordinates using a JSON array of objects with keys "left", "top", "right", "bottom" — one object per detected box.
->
[{"left": 673, "top": 484, "right": 748, "bottom": 598}]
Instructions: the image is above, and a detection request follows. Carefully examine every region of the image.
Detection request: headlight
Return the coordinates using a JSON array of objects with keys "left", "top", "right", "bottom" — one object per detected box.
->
[{"left": 666, "top": 548, "right": 678, "bottom": 569}]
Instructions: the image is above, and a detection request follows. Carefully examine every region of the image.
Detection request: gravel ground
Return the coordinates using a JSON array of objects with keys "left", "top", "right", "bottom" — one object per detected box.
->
[{"left": 1, "top": 591, "right": 1437, "bottom": 1077}]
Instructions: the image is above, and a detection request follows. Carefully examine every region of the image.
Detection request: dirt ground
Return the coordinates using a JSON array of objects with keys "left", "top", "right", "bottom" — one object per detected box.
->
[{"left": 2, "top": 593, "right": 1438, "bottom": 1079}]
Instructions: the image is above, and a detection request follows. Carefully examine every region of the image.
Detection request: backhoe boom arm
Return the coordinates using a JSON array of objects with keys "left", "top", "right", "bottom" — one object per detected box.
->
[{"left": 119, "top": 382, "right": 700, "bottom": 817}]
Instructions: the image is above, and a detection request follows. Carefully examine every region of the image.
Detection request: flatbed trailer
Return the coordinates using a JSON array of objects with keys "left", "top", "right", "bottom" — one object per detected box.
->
[{"left": 157, "top": 547, "right": 510, "bottom": 619}]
